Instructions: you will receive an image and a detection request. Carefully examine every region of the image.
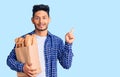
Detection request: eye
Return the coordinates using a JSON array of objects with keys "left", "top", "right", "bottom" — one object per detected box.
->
[
  {"left": 43, "top": 17, "right": 46, "bottom": 19},
  {"left": 34, "top": 17, "right": 39, "bottom": 20}
]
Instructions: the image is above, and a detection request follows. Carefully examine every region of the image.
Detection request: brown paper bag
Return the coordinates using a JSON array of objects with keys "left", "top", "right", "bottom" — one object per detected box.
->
[{"left": 15, "top": 35, "right": 41, "bottom": 77}]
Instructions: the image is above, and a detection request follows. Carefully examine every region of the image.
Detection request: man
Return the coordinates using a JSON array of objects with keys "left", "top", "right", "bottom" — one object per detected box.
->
[{"left": 7, "top": 4, "right": 74, "bottom": 77}]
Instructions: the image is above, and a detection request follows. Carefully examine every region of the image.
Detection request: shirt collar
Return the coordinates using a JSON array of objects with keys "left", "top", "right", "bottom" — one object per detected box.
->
[{"left": 29, "top": 30, "right": 53, "bottom": 37}]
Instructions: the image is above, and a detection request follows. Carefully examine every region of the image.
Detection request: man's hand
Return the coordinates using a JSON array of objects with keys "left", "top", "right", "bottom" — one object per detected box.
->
[
  {"left": 65, "top": 28, "right": 75, "bottom": 44},
  {"left": 23, "top": 63, "right": 37, "bottom": 77}
]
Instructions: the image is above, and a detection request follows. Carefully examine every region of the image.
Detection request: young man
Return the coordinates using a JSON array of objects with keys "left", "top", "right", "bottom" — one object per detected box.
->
[{"left": 7, "top": 4, "right": 74, "bottom": 77}]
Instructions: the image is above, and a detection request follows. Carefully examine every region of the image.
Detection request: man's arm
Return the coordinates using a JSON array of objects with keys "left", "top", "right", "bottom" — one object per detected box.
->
[
  {"left": 6, "top": 47, "right": 24, "bottom": 72},
  {"left": 57, "top": 29, "right": 74, "bottom": 69},
  {"left": 57, "top": 40, "right": 73, "bottom": 69}
]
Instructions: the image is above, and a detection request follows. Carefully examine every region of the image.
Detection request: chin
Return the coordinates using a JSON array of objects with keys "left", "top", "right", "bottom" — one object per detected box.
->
[{"left": 36, "top": 28, "right": 47, "bottom": 31}]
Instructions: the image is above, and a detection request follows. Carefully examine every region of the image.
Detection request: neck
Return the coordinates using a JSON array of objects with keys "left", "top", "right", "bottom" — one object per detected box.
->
[{"left": 35, "top": 29, "right": 48, "bottom": 36}]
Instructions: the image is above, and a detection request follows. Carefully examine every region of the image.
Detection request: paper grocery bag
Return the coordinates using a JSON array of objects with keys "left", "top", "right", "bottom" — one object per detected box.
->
[{"left": 15, "top": 35, "right": 41, "bottom": 77}]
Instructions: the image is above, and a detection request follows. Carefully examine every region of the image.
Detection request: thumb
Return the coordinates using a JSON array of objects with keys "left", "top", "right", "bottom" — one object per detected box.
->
[{"left": 27, "top": 63, "right": 32, "bottom": 66}]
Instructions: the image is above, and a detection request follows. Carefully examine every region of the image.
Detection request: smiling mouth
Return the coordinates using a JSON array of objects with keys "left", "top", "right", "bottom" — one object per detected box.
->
[
  {"left": 38, "top": 24, "right": 44, "bottom": 27},
  {"left": 35, "top": 24, "right": 48, "bottom": 31}
]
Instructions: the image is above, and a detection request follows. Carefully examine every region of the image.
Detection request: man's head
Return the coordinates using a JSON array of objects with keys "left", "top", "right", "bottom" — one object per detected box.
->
[
  {"left": 32, "top": 4, "right": 50, "bottom": 32},
  {"left": 32, "top": 4, "right": 50, "bottom": 17}
]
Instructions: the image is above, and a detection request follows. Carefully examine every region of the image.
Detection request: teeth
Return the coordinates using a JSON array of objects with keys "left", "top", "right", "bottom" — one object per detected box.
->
[{"left": 39, "top": 24, "right": 44, "bottom": 26}]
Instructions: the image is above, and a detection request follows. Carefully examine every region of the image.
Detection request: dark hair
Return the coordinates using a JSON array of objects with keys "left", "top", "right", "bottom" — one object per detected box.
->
[{"left": 32, "top": 4, "right": 50, "bottom": 17}]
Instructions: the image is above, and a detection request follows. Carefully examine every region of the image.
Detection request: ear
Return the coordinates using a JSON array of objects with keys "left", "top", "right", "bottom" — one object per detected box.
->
[
  {"left": 31, "top": 17, "right": 34, "bottom": 24},
  {"left": 48, "top": 17, "right": 51, "bottom": 23}
]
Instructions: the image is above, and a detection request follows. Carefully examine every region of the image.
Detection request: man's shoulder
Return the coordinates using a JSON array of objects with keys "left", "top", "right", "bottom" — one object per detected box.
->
[
  {"left": 53, "top": 35, "right": 61, "bottom": 40},
  {"left": 50, "top": 33, "right": 62, "bottom": 42}
]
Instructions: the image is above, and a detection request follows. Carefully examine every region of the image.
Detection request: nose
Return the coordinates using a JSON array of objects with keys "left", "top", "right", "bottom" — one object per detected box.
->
[{"left": 39, "top": 18, "right": 43, "bottom": 23}]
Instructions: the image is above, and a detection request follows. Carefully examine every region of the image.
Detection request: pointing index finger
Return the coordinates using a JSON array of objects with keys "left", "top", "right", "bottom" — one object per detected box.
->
[{"left": 69, "top": 28, "right": 74, "bottom": 34}]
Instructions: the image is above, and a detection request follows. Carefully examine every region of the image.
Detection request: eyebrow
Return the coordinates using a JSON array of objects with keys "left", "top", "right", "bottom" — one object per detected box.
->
[{"left": 34, "top": 15, "right": 48, "bottom": 19}]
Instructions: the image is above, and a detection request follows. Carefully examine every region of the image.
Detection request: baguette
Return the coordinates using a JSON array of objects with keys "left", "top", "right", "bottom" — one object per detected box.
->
[{"left": 25, "top": 35, "right": 32, "bottom": 47}]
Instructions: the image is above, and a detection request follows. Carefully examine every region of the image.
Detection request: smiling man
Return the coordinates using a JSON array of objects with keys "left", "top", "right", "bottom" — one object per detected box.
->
[{"left": 7, "top": 4, "right": 74, "bottom": 77}]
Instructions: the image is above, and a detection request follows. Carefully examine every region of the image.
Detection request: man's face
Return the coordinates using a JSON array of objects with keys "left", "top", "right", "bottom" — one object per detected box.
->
[{"left": 32, "top": 10, "right": 50, "bottom": 31}]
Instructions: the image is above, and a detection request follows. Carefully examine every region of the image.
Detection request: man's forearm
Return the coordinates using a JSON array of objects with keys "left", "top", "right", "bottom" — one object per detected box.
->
[{"left": 7, "top": 49, "right": 24, "bottom": 72}]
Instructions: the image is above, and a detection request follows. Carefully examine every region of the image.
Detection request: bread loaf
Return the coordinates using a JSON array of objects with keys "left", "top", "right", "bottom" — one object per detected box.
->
[{"left": 25, "top": 35, "right": 32, "bottom": 47}]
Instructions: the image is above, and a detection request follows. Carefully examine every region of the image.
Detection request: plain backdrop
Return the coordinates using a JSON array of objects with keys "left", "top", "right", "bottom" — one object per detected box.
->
[{"left": 0, "top": 0, "right": 120, "bottom": 77}]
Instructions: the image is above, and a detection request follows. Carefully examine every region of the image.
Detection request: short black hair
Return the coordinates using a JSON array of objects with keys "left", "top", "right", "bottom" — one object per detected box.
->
[{"left": 32, "top": 4, "right": 50, "bottom": 17}]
